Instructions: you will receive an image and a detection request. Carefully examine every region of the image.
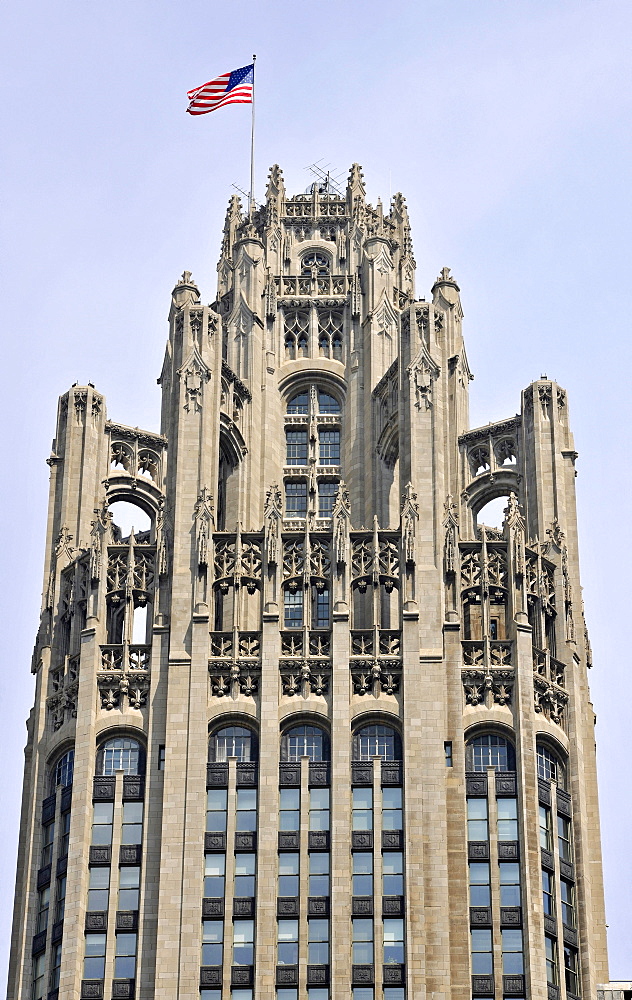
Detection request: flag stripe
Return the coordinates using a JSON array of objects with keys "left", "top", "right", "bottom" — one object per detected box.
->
[{"left": 186, "top": 64, "right": 253, "bottom": 116}]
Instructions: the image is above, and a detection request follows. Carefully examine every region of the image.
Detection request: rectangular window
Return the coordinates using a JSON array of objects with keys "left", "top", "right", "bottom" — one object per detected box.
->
[
  {"left": 539, "top": 805, "right": 552, "bottom": 851},
  {"left": 55, "top": 875, "right": 67, "bottom": 923},
  {"left": 286, "top": 429, "right": 308, "bottom": 466},
  {"left": 352, "top": 852, "right": 373, "bottom": 896},
  {"left": 467, "top": 798, "right": 488, "bottom": 841},
  {"left": 278, "top": 853, "right": 300, "bottom": 897},
  {"left": 158, "top": 744, "right": 166, "bottom": 770},
  {"left": 308, "top": 991, "right": 330, "bottom": 1000},
  {"left": 497, "top": 798, "right": 518, "bottom": 841},
  {"left": 564, "top": 945, "right": 580, "bottom": 995},
  {"left": 277, "top": 992, "right": 298, "bottom": 1000},
  {"left": 444, "top": 741, "right": 453, "bottom": 767},
  {"left": 41, "top": 821, "right": 55, "bottom": 866},
  {"left": 501, "top": 928, "right": 524, "bottom": 974},
  {"left": 285, "top": 482, "right": 307, "bottom": 519},
  {"left": 119, "top": 865, "right": 140, "bottom": 910},
  {"left": 542, "top": 868, "right": 555, "bottom": 916},
  {"left": 121, "top": 801, "right": 143, "bottom": 845},
  {"left": 204, "top": 854, "right": 226, "bottom": 898},
  {"left": 32, "top": 954, "right": 45, "bottom": 1000},
  {"left": 202, "top": 920, "right": 223, "bottom": 966},
  {"left": 87, "top": 866, "right": 110, "bottom": 912},
  {"left": 318, "top": 481, "right": 338, "bottom": 518},
  {"left": 468, "top": 862, "right": 491, "bottom": 907},
  {"left": 382, "top": 787, "right": 403, "bottom": 831},
  {"left": 49, "top": 942, "right": 62, "bottom": 989},
  {"left": 561, "top": 880, "right": 575, "bottom": 927},
  {"left": 114, "top": 932, "right": 137, "bottom": 979},
  {"left": 284, "top": 589, "right": 304, "bottom": 628},
  {"left": 206, "top": 789, "right": 228, "bottom": 832},
  {"left": 383, "top": 918, "right": 405, "bottom": 965},
  {"left": 234, "top": 853, "right": 256, "bottom": 897},
  {"left": 545, "top": 935, "right": 558, "bottom": 985},
  {"left": 277, "top": 919, "right": 298, "bottom": 965},
  {"left": 236, "top": 789, "right": 257, "bottom": 832},
  {"left": 309, "top": 852, "right": 330, "bottom": 896},
  {"left": 232, "top": 993, "right": 253, "bottom": 1000},
  {"left": 352, "top": 787, "right": 373, "bottom": 831},
  {"left": 557, "top": 814, "right": 573, "bottom": 862},
  {"left": 308, "top": 917, "right": 329, "bottom": 964},
  {"left": 201, "top": 993, "right": 222, "bottom": 1000},
  {"left": 499, "top": 862, "right": 521, "bottom": 907},
  {"left": 280, "top": 788, "right": 300, "bottom": 831},
  {"left": 309, "top": 788, "right": 330, "bottom": 832},
  {"left": 234, "top": 919, "right": 255, "bottom": 966},
  {"left": 383, "top": 851, "right": 404, "bottom": 896},
  {"left": 352, "top": 991, "right": 374, "bottom": 1000},
  {"left": 384, "top": 991, "right": 405, "bottom": 1000},
  {"left": 59, "top": 810, "right": 71, "bottom": 858},
  {"left": 83, "top": 932, "right": 107, "bottom": 980},
  {"left": 313, "top": 586, "right": 330, "bottom": 629},
  {"left": 318, "top": 430, "right": 340, "bottom": 465},
  {"left": 352, "top": 917, "right": 373, "bottom": 964},
  {"left": 471, "top": 928, "right": 493, "bottom": 975},
  {"left": 36, "top": 886, "right": 50, "bottom": 932},
  {"left": 91, "top": 802, "right": 113, "bottom": 846},
  {"left": 490, "top": 618, "right": 499, "bottom": 640}
]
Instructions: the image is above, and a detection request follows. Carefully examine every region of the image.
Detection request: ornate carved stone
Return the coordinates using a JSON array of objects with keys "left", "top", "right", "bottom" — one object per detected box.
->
[
  {"left": 85, "top": 911, "right": 107, "bottom": 930},
  {"left": 383, "top": 964, "right": 405, "bottom": 985},
  {"left": 352, "top": 965, "right": 374, "bottom": 985},
  {"left": 468, "top": 842, "right": 489, "bottom": 860},
  {"left": 307, "top": 965, "right": 329, "bottom": 985},
  {"left": 206, "top": 764, "right": 229, "bottom": 787},
  {"left": 202, "top": 898, "right": 224, "bottom": 918},
  {"left": 352, "top": 897, "right": 373, "bottom": 915},
  {"left": 277, "top": 897, "right": 299, "bottom": 916},
  {"left": 469, "top": 907, "right": 492, "bottom": 926},
  {"left": 500, "top": 907, "right": 522, "bottom": 927},
  {"left": 351, "top": 831, "right": 373, "bottom": 850},
  {"left": 80, "top": 983, "right": 103, "bottom": 999},
  {"left": 204, "top": 833, "right": 227, "bottom": 852},
  {"left": 275, "top": 965, "right": 298, "bottom": 985},
  {"left": 111, "top": 981, "right": 134, "bottom": 998},
  {"left": 200, "top": 967, "right": 222, "bottom": 987}
]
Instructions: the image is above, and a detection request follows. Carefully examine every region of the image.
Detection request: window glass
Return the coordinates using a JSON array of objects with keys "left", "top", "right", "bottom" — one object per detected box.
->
[
  {"left": 318, "top": 430, "right": 340, "bottom": 465},
  {"left": 285, "top": 481, "right": 307, "bottom": 519},
  {"left": 537, "top": 744, "right": 566, "bottom": 788},
  {"left": 564, "top": 945, "right": 580, "bottom": 994},
  {"left": 308, "top": 917, "right": 329, "bottom": 964},
  {"left": 501, "top": 928, "right": 524, "bottom": 974},
  {"left": 49, "top": 942, "right": 62, "bottom": 989},
  {"left": 383, "top": 918, "right": 405, "bottom": 964},
  {"left": 236, "top": 789, "right": 257, "bottom": 832},
  {"left": 561, "top": 880, "right": 575, "bottom": 927},
  {"left": 352, "top": 852, "right": 373, "bottom": 896},
  {"left": 59, "top": 810, "right": 71, "bottom": 858},
  {"left": 352, "top": 918, "right": 374, "bottom": 964},
  {"left": 352, "top": 787, "right": 373, "bottom": 831},
  {"left": 308, "top": 991, "right": 330, "bottom": 1000},
  {"left": 206, "top": 789, "right": 228, "bottom": 832},
  {"left": 99, "top": 738, "right": 142, "bottom": 776},
  {"left": 384, "top": 991, "right": 405, "bottom": 1000},
  {"left": 204, "top": 854, "right": 226, "bottom": 898},
  {"left": 91, "top": 802, "right": 113, "bottom": 846},
  {"left": 202, "top": 920, "right": 223, "bottom": 965},
  {"left": 119, "top": 866, "right": 140, "bottom": 910},
  {"left": 280, "top": 788, "right": 300, "bottom": 831},
  {"left": 539, "top": 805, "right": 552, "bottom": 851},
  {"left": 41, "top": 820, "right": 55, "bottom": 866},
  {"left": 36, "top": 886, "right": 50, "bottom": 932},
  {"left": 468, "top": 863, "right": 490, "bottom": 906},
  {"left": 83, "top": 932, "right": 107, "bottom": 979},
  {"left": 318, "top": 391, "right": 340, "bottom": 414},
  {"left": 318, "top": 481, "right": 338, "bottom": 518},
  {"left": 87, "top": 866, "right": 110, "bottom": 912},
  {"left": 302, "top": 252, "right": 330, "bottom": 274},
  {"left": 499, "top": 862, "right": 521, "bottom": 907},
  {"left": 278, "top": 853, "right": 300, "bottom": 896},
  {"left": 309, "top": 788, "right": 330, "bottom": 832},
  {"left": 201, "top": 993, "right": 222, "bottom": 1000},
  {"left": 121, "top": 801, "right": 143, "bottom": 845},
  {"left": 545, "top": 935, "right": 558, "bottom": 985},
  {"left": 277, "top": 919, "right": 298, "bottom": 964},
  {"left": 284, "top": 589, "right": 304, "bottom": 628},
  {"left": 471, "top": 928, "right": 493, "bottom": 974},
  {"left": 313, "top": 585, "right": 330, "bottom": 628},
  {"left": 467, "top": 798, "right": 488, "bottom": 841},
  {"left": 32, "top": 955, "right": 46, "bottom": 1000},
  {"left": 467, "top": 734, "right": 515, "bottom": 772},
  {"left": 232, "top": 993, "right": 253, "bottom": 1000},
  {"left": 277, "top": 992, "right": 298, "bottom": 1000},
  {"left": 233, "top": 919, "right": 254, "bottom": 965},
  {"left": 557, "top": 814, "right": 573, "bottom": 862},
  {"left": 114, "top": 932, "right": 137, "bottom": 978},
  {"left": 497, "top": 798, "right": 518, "bottom": 841},
  {"left": 355, "top": 724, "right": 400, "bottom": 761},
  {"left": 283, "top": 726, "right": 327, "bottom": 762},
  {"left": 382, "top": 787, "right": 403, "bottom": 831},
  {"left": 53, "top": 749, "right": 75, "bottom": 790},
  {"left": 383, "top": 851, "right": 404, "bottom": 896},
  {"left": 211, "top": 726, "right": 253, "bottom": 762},
  {"left": 55, "top": 875, "right": 67, "bottom": 922},
  {"left": 542, "top": 869, "right": 555, "bottom": 916},
  {"left": 309, "top": 852, "right": 330, "bottom": 896},
  {"left": 235, "top": 853, "right": 256, "bottom": 897},
  {"left": 286, "top": 429, "right": 308, "bottom": 466},
  {"left": 352, "top": 991, "right": 374, "bottom": 1000},
  {"left": 287, "top": 392, "right": 309, "bottom": 414}
]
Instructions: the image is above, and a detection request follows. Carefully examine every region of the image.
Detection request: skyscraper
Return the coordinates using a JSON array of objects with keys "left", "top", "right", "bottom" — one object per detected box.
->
[{"left": 8, "top": 164, "right": 609, "bottom": 1000}]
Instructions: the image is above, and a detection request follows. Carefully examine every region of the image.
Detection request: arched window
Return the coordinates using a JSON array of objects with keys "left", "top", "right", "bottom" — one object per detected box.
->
[
  {"left": 288, "top": 391, "right": 309, "bottom": 414},
  {"left": 282, "top": 725, "right": 329, "bottom": 762},
  {"left": 97, "top": 737, "right": 144, "bottom": 776},
  {"left": 317, "top": 391, "right": 340, "bottom": 414},
  {"left": 353, "top": 724, "right": 401, "bottom": 761},
  {"left": 301, "top": 251, "right": 330, "bottom": 275},
  {"left": 209, "top": 726, "right": 257, "bottom": 762},
  {"left": 466, "top": 733, "right": 516, "bottom": 772},
  {"left": 51, "top": 749, "right": 74, "bottom": 792},
  {"left": 537, "top": 743, "right": 566, "bottom": 788}
]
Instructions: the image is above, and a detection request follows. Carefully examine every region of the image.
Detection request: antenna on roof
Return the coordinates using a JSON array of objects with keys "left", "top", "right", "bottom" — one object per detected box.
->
[
  {"left": 232, "top": 182, "right": 250, "bottom": 202},
  {"left": 305, "top": 160, "right": 344, "bottom": 196}
]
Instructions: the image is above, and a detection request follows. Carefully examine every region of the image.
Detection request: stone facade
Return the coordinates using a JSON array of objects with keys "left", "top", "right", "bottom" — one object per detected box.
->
[{"left": 8, "top": 165, "right": 609, "bottom": 1000}]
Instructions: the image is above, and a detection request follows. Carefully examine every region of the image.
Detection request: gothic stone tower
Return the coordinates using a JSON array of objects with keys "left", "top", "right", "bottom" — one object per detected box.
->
[{"left": 8, "top": 165, "right": 608, "bottom": 1000}]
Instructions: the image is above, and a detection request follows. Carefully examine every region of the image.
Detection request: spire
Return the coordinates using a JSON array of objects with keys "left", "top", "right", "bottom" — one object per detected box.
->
[
  {"left": 265, "top": 164, "right": 285, "bottom": 226},
  {"left": 221, "top": 194, "right": 243, "bottom": 259},
  {"left": 431, "top": 266, "right": 460, "bottom": 293},
  {"left": 346, "top": 163, "right": 366, "bottom": 217},
  {"left": 171, "top": 271, "right": 200, "bottom": 307}
]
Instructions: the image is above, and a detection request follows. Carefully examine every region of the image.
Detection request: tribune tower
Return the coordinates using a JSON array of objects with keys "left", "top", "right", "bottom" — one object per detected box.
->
[{"left": 8, "top": 165, "right": 608, "bottom": 1000}]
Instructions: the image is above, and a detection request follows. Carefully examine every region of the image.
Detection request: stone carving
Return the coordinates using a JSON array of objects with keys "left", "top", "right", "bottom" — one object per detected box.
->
[
  {"left": 443, "top": 494, "right": 459, "bottom": 575},
  {"left": 177, "top": 345, "right": 211, "bottom": 412},
  {"left": 538, "top": 382, "right": 552, "bottom": 417},
  {"left": 209, "top": 662, "right": 260, "bottom": 698},
  {"left": 332, "top": 481, "right": 351, "bottom": 565},
  {"left": 400, "top": 483, "right": 418, "bottom": 564},
  {"left": 351, "top": 660, "right": 401, "bottom": 697},
  {"left": 408, "top": 350, "right": 440, "bottom": 410},
  {"left": 534, "top": 676, "right": 568, "bottom": 726},
  {"left": 280, "top": 663, "right": 330, "bottom": 698},
  {"left": 463, "top": 668, "right": 513, "bottom": 708},
  {"left": 193, "top": 488, "right": 214, "bottom": 568}
]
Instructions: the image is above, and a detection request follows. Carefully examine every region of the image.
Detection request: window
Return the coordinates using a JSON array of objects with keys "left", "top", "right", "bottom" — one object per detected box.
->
[
  {"left": 279, "top": 853, "right": 299, "bottom": 896},
  {"left": 87, "top": 867, "right": 110, "bottom": 912},
  {"left": 318, "top": 481, "right": 338, "bottom": 518},
  {"left": 278, "top": 919, "right": 298, "bottom": 964},
  {"left": 231, "top": 992, "right": 253, "bottom": 1000},
  {"left": 234, "top": 919, "right": 254, "bottom": 965},
  {"left": 467, "top": 798, "right": 488, "bottom": 842},
  {"left": 308, "top": 991, "right": 330, "bottom": 1000},
  {"left": 121, "top": 801, "right": 143, "bottom": 844},
  {"left": 444, "top": 741, "right": 453, "bottom": 767},
  {"left": 204, "top": 854, "right": 225, "bottom": 898},
  {"left": 158, "top": 745, "right": 166, "bottom": 770},
  {"left": 235, "top": 854, "right": 256, "bottom": 897},
  {"left": 288, "top": 392, "right": 309, "bottom": 414},
  {"left": 564, "top": 945, "right": 580, "bottom": 995},
  {"left": 236, "top": 789, "right": 257, "bottom": 832},
  {"left": 84, "top": 932, "right": 107, "bottom": 980},
  {"left": 91, "top": 802, "right": 113, "bottom": 845},
  {"left": 383, "top": 918, "right": 404, "bottom": 964},
  {"left": 210, "top": 726, "right": 255, "bottom": 762},
  {"left": 284, "top": 589, "right": 303, "bottom": 628},
  {"left": 49, "top": 942, "right": 62, "bottom": 989},
  {"left": 318, "top": 429, "right": 340, "bottom": 465},
  {"left": 283, "top": 725, "right": 328, "bottom": 762},
  {"left": 52, "top": 749, "right": 74, "bottom": 790},
  {"left": 286, "top": 429, "right": 308, "bottom": 466},
  {"left": 353, "top": 991, "right": 374, "bottom": 1000},
  {"left": 285, "top": 481, "right": 307, "bottom": 519},
  {"left": 309, "top": 852, "right": 330, "bottom": 896},
  {"left": 537, "top": 744, "right": 566, "bottom": 788},
  {"left": 352, "top": 918, "right": 374, "bottom": 964},
  {"left": 383, "top": 852, "right": 404, "bottom": 896},
  {"left": 561, "top": 880, "right": 575, "bottom": 927},
  {"left": 309, "top": 788, "right": 330, "bottom": 831},
  {"left": 354, "top": 724, "right": 401, "bottom": 761},
  {"left": 313, "top": 585, "right": 330, "bottom": 628},
  {"left": 471, "top": 928, "right": 493, "bottom": 974},
  {"left": 557, "top": 814, "right": 573, "bottom": 862},
  {"left": 202, "top": 920, "right": 223, "bottom": 965},
  {"left": 284, "top": 312, "right": 309, "bottom": 361},
  {"left": 201, "top": 993, "right": 222, "bottom": 1000},
  {"left": 352, "top": 787, "right": 373, "bottom": 831},
  {"left": 280, "top": 788, "right": 300, "bottom": 831},
  {"left": 32, "top": 954, "right": 45, "bottom": 1000},
  {"left": 318, "top": 391, "right": 340, "bottom": 414},
  {"left": 59, "top": 810, "right": 71, "bottom": 858},
  {"left": 41, "top": 821, "right": 55, "bottom": 866},
  {"left": 466, "top": 734, "right": 515, "bottom": 772},
  {"left": 308, "top": 918, "right": 329, "bottom": 964},
  {"left": 114, "top": 933, "right": 137, "bottom": 978},
  {"left": 36, "top": 886, "right": 50, "bottom": 932},
  {"left": 499, "top": 862, "right": 521, "bottom": 907},
  {"left": 382, "top": 787, "right": 403, "bottom": 830},
  {"left": 206, "top": 789, "right": 228, "bottom": 832},
  {"left": 545, "top": 935, "right": 558, "bottom": 985},
  {"left": 302, "top": 252, "right": 330, "bottom": 274},
  {"left": 352, "top": 852, "right": 373, "bottom": 896},
  {"left": 98, "top": 737, "right": 143, "bottom": 776},
  {"left": 501, "top": 929, "right": 524, "bottom": 974},
  {"left": 384, "top": 991, "right": 405, "bottom": 1000},
  {"left": 317, "top": 310, "right": 343, "bottom": 360},
  {"left": 278, "top": 992, "right": 298, "bottom": 1000},
  {"left": 55, "top": 875, "right": 67, "bottom": 922},
  {"left": 542, "top": 869, "right": 555, "bottom": 916},
  {"left": 119, "top": 866, "right": 140, "bottom": 910},
  {"left": 469, "top": 863, "right": 491, "bottom": 906},
  {"left": 497, "top": 798, "right": 518, "bottom": 841},
  {"left": 539, "top": 805, "right": 552, "bottom": 851}
]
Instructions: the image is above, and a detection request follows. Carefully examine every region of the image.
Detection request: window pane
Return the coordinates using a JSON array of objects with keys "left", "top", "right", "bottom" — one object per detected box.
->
[
  {"left": 285, "top": 482, "right": 307, "bottom": 518},
  {"left": 284, "top": 589, "right": 304, "bottom": 628},
  {"left": 286, "top": 430, "right": 308, "bottom": 466},
  {"left": 467, "top": 734, "right": 515, "bottom": 772}
]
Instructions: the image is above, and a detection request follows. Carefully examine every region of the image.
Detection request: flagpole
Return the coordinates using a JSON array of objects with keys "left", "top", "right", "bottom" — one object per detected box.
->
[{"left": 249, "top": 54, "right": 256, "bottom": 220}]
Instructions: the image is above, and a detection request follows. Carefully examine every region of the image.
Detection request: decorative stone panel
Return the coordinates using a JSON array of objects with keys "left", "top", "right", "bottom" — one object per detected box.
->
[
  {"left": 381, "top": 761, "right": 402, "bottom": 785},
  {"left": 470, "top": 907, "right": 492, "bottom": 926},
  {"left": 56, "top": 855, "right": 68, "bottom": 877},
  {"left": 60, "top": 787, "right": 72, "bottom": 813},
  {"left": 383, "top": 964, "right": 405, "bottom": 985},
  {"left": 85, "top": 911, "right": 107, "bottom": 931},
  {"left": 89, "top": 847, "right": 111, "bottom": 865},
  {"left": 205, "top": 832, "right": 227, "bottom": 852},
  {"left": 382, "top": 896, "right": 404, "bottom": 917},
  {"left": 382, "top": 830, "right": 403, "bottom": 849},
  {"left": 471, "top": 975, "right": 494, "bottom": 995},
  {"left": 42, "top": 794, "right": 56, "bottom": 824},
  {"left": 351, "top": 763, "right": 373, "bottom": 786},
  {"left": 51, "top": 920, "right": 63, "bottom": 944},
  {"left": 32, "top": 931, "right": 47, "bottom": 955},
  {"left": 119, "top": 845, "right": 142, "bottom": 865},
  {"left": 466, "top": 774, "right": 487, "bottom": 797},
  {"left": 309, "top": 762, "right": 330, "bottom": 786},
  {"left": 276, "top": 966, "right": 298, "bottom": 986},
  {"left": 93, "top": 777, "right": 115, "bottom": 801},
  {"left": 233, "top": 898, "right": 254, "bottom": 918},
  {"left": 468, "top": 842, "right": 489, "bottom": 861},
  {"left": 503, "top": 975, "right": 525, "bottom": 995},
  {"left": 352, "top": 965, "right": 374, "bottom": 985},
  {"left": 116, "top": 910, "right": 138, "bottom": 931},
  {"left": 308, "top": 896, "right": 329, "bottom": 916},
  {"left": 279, "top": 764, "right": 301, "bottom": 786},
  {"left": 352, "top": 831, "right": 373, "bottom": 850},
  {"left": 202, "top": 898, "right": 224, "bottom": 918},
  {"left": 500, "top": 907, "right": 522, "bottom": 927},
  {"left": 547, "top": 986, "right": 559, "bottom": 1000},
  {"left": 278, "top": 832, "right": 299, "bottom": 850},
  {"left": 544, "top": 915, "right": 557, "bottom": 936},
  {"left": 307, "top": 965, "right": 329, "bottom": 985},
  {"left": 308, "top": 831, "right": 330, "bottom": 850},
  {"left": 498, "top": 841, "right": 519, "bottom": 860},
  {"left": 352, "top": 897, "right": 373, "bottom": 916},
  {"left": 200, "top": 967, "right": 222, "bottom": 987},
  {"left": 111, "top": 980, "right": 135, "bottom": 998},
  {"left": 541, "top": 848, "right": 554, "bottom": 871},
  {"left": 234, "top": 832, "right": 256, "bottom": 851},
  {"left": 277, "top": 897, "right": 299, "bottom": 916},
  {"left": 81, "top": 982, "right": 103, "bottom": 999},
  {"left": 47, "top": 990, "right": 59, "bottom": 1000},
  {"left": 538, "top": 779, "right": 551, "bottom": 806},
  {"left": 122, "top": 776, "right": 144, "bottom": 801},
  {"left": 495, "top": 773, "right": 516, "bottom": 796},
  {"left": 37, "top": 865, "right": 52, "bottom": 889},
  {"left": 236, "top": 763, "right": 258, "bottom": 786},
  {"left": 559, "top": 859, "right": 574, "bottom": 881},
  {"left": 556, "top": 789, "right": 572, "bottom": 817},
  {"left": 563, "top": 926, "right": 578, "bottom": 947},
  {"left": 231, "top": 967, "right": 254, "bottom": 987},
  {"left": 206, "top": 763, "right": 228, "bottom": 787}
]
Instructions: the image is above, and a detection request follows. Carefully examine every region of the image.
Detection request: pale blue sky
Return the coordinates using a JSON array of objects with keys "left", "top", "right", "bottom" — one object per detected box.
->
[{"left": 2, "top": 0, "right": 631, "bottom": 983}]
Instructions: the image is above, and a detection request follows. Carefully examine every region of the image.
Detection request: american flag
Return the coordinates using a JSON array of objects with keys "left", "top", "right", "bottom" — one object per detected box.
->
[{"left": 186, "top": 64, "right": 254, "bottom": 116}]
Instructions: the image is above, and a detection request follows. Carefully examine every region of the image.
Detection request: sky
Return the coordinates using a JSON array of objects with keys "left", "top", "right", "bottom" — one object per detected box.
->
[{"left": 1, "top": 0, "right": 631, "bottom": 984}]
